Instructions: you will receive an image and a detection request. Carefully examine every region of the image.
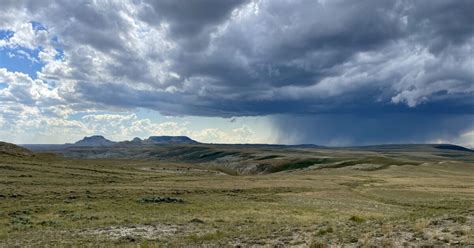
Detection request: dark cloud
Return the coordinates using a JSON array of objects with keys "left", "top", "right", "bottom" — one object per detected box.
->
[
  {"left": 61, "top": 0, "right": 474, "bottom": 119},
  {"left": 139, "top": 0, "right": 247, "bottom": 37},
  {"left": 272, "top": 114, "right": 474, "bottom": 146},
  {"left": 1, "top": 0, "right": 474, "bottom": 145},
  {"left": 406, "top": 0, "right": 474, "bottom": 53},
  {"left": 47, "top": 1, "right": 133, "bottom": 53},
  {"left": 139, "top": 0, "right": 248, "bottom": 51}
]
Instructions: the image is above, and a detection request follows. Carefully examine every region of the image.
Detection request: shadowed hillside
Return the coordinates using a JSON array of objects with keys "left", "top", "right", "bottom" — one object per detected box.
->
[{"left": 0, "top": 142, "right": 32, "bottom": 157}]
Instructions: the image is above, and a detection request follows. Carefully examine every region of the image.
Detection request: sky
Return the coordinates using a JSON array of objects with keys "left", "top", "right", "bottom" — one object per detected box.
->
[{"left": 0, "top": 0, "right": 473, "bottom": 146}]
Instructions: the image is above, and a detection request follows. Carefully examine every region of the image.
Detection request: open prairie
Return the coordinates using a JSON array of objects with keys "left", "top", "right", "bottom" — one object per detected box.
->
[{"left": 1, "top": 143, "right": 473, "bottom": 247}]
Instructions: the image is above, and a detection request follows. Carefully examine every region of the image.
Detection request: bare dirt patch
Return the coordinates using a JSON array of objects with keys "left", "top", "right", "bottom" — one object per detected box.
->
[{"left": 80, "top": 224, "right": 178, "bottom": 241}]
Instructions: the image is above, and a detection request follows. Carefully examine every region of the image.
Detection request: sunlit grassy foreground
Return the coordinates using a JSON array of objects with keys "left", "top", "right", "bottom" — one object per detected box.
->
[{"left": 0, "top": 146, "right": 473, "bottom": 247}]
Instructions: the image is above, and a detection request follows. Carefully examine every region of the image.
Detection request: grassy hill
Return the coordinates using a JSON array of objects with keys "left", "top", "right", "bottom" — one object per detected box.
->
[{"left": 0, "top": 142, "right": 32, "bottom": 158}]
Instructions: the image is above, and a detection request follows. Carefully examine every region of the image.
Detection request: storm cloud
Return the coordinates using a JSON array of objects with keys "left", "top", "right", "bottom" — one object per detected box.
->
[
  {"left": 0, "top": 0, "right": 473, "bottom": 145},
  {"left": 272, "top": 114, "right": 474, "bottom": 146}
]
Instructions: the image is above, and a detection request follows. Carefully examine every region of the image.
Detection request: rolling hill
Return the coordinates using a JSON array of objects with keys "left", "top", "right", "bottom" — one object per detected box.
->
[{"left": 0, "top": 142, "right": 32, "bottom": 157}]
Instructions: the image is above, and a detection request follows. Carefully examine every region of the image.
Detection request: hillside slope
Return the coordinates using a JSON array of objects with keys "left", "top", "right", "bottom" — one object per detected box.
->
[{"left": 0, "top": 142, "right": 32, "bottom": 157}]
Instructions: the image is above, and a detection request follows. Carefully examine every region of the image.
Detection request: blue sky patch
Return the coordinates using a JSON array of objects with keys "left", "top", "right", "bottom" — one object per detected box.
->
[
  {"left": 0, "top": 47, "right": 44, "bottom": 79},
  {"left": 0, "top": 82, "right": 8, "bottom": 89},
  {"left": 31, "top": 21, "right": 47, "bottom": 31},
  {"left": 0, "top": 30, "right": 14, "bottom": 40},
  {"left": 55, "top": 48, "right": 65, "bottom": 60}
]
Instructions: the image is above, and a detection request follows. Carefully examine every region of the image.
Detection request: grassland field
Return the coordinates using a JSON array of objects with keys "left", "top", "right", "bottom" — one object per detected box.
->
[{"left": 0, "top": 143, "right": 473, "bottom": 247}]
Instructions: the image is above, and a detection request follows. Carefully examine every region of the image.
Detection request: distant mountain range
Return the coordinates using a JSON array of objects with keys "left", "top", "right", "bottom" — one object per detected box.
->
[{"left": 68, "top": 135, "right": 199, "bottom": 147}]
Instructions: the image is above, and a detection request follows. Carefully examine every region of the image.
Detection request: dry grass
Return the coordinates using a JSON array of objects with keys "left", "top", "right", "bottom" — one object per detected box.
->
[{"left": 0, "top": 146, "right": 473, "bottom": 246}]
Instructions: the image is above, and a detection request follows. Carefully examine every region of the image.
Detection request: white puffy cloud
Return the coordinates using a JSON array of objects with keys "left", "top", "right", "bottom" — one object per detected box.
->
[{"left": 0, "top": 22, "right": 49, "bottom": 50}]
